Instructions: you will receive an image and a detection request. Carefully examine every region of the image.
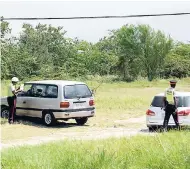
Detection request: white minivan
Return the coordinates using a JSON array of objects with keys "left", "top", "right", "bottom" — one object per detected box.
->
[
  {"left": 146, "top": 92, "right": 190, "bottom": 131},
  {"left": 1, "top": 80, "right": 95, "bottom": 126}
]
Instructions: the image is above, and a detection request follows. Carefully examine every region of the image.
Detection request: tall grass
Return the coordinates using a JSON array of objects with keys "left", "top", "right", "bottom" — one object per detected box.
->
[{"left": 1, "top": 131, "right": 190, "bottom": 169}]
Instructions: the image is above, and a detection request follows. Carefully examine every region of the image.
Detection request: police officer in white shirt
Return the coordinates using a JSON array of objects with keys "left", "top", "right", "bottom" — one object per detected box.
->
[
  {"left": 7, "top": 77, "right": 22, "bottom": 124},
  {"left": 163, "top": 80, "right": 180, "bottom": 131}
]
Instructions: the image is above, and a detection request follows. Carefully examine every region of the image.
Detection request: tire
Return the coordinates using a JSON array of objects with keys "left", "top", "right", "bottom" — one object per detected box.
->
[
  {"left": 148, "top": 126, "right": 157, "bottom": 132},
  {"left": 75, "top": 117, "right": 88, "bottom": 125},
  {"left": 1, "top": 106, "right": 9, "bottom": 119},
  {"left": 42, "top": 111, "right": 55, "bottom": 126}
]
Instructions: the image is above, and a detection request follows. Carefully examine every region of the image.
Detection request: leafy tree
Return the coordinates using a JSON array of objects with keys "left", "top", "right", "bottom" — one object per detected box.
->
[
  {"left": 1, "top": 20, "right": 189, "bottom": 82},
  {"left": 1, "top": 21, "right": 14, "bottom": 79},
  {"left": 111, "top": 25, "right": 142, "bottom": 81},
  {"left": 163, "top": 44, "right": 190, "bottom": 78},
  {"left": 137, "top": 25, "right": 173, "bottom": 81}
]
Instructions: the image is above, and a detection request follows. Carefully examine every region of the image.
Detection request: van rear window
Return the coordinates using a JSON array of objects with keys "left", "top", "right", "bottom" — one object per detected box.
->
[{"left": 64, "top": 84, "right": 92, "bottom": 99}]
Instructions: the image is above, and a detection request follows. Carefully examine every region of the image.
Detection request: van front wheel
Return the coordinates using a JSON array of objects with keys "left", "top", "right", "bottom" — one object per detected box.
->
[
  {"left": 1, "top": 107, "right": 9, "bottom": 119},
  {"left": 75, "top": 117, "right": 88, "bottom": 125}
]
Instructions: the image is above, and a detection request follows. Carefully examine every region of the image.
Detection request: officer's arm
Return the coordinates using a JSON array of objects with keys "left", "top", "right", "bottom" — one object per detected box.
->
[
  {"left": 174, "top": 91, "right": 177, "bottom": 109},
  {"left": 11, "top": 86, "right": 21, "bottom": 95},
  {"left": 12, "top": 90, "right": 19, "bottom": 95},
  {"left": 163, "top": 89, "right": 167, "bottom": 107},
  {"left": 163, "top": 97, "right": 167, "bottom": 107}
]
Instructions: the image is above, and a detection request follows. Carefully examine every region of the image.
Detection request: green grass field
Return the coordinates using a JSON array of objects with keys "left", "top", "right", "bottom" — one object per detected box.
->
[{"left": 1, "top": 131, "right": 190, "bottom": 169}]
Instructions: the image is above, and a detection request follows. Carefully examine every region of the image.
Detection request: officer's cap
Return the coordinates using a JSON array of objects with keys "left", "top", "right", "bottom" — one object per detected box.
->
[{"left": 170, "top": 80, "right": 177, "bottom": 84}]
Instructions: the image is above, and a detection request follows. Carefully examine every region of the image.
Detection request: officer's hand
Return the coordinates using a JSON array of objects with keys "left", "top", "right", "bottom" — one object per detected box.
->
[{"left": 174, "top": 109, "right": 178, "bottom": 114}]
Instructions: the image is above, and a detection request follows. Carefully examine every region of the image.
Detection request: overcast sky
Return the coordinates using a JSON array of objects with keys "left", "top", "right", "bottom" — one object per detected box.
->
[{"left": 0, "top": 0, "right": 190, "bottom": 43}]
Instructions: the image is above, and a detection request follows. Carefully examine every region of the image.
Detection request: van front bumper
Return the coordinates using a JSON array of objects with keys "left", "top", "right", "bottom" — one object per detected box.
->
[{"left": 52, "top": 108, "right": 95, "bottom": 119}]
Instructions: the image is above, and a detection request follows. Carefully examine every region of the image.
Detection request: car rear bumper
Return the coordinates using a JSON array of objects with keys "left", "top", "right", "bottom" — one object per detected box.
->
[
  {"left": 53, "top": 110, "right": 95, "bottom": 119},
  {"left": 147, "top": 122, "right": 189, "bottom": 126},
  {"left": 146, "top": 115, "right": 190, "bottom": 126}
]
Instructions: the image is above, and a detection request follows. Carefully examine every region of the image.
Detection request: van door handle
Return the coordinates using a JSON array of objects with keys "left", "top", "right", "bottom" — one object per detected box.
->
[{"left": 23, "top": 101, "right": 26, "bottom": 104}]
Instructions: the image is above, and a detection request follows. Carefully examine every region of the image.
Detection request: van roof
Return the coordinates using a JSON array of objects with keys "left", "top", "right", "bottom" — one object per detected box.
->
[
  {"left": 25, "top": 80, "right": 85, "bottom": 85},
  {"left": 156, "top": 92, "right": 190, "bottom": 96}
]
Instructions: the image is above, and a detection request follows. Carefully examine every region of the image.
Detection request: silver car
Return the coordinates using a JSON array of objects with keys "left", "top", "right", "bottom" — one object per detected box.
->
[
  {"left": 146, "top": 92, "right": 190, "bottom": 131},
  {"left": 1, "top": 80, "right": 95, "bottom": 126}
]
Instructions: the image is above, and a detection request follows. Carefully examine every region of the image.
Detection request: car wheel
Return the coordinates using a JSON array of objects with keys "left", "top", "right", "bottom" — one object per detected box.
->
[
  {"left": 148, "top": 126, "right": 157, "bottom": 132},
  {"left": 1, "top": 107, "right": 9, "bottom": 119},
  {"left": 75, "top": 117, "right": 88, "bottom": 125},
  {"left": 43, "top": 112, "right": 55, "bottom": 126}
]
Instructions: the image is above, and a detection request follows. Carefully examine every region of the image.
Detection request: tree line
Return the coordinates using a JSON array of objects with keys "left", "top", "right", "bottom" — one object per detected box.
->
[{"left": 1, "top": 21, "right": 190, "bottom": 81}]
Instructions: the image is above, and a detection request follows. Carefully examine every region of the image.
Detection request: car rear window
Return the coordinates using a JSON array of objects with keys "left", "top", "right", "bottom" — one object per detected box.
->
[
  {"left": 151, "top": 96, "right": 164, "bottom": 107},
  {"left": 151, "top": 96, "right": 190, "bottom": 107},
  {"left": 177, "top": 96, "right": 190, "bottom": 107},
  {"left": 64, "top": 84, "right": 92, "bottom": 99}
]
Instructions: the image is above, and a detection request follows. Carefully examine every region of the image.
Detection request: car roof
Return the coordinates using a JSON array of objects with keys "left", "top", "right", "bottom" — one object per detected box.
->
[
  {"left": 25, "top": 80, "right": 85, "bottom": 85},
  {"left": 156, "top": 92, "right": 190, "bottom": 96}
]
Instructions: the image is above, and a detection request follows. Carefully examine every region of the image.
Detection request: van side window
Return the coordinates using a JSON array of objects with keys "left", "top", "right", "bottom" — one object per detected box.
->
[
  {"left": 17, "top": 84, "right": 33, "bottom": 97},
  {"left": 31, "top": 85, "right": 47, "bottom": 97},
  {"left": 46, "top": 85, "right": 58, "bottom": 98}
]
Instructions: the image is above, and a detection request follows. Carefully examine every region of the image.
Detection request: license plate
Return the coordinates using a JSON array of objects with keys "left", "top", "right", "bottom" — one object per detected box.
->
[{"left": 74, "top": 103, "right": 84, "bottom": 108}]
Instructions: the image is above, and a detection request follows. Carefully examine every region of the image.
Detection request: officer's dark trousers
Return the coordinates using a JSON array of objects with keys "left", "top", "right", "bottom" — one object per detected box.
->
[
  {"left": 7, "top": 96, "right": 16, "bottom": 123},
  {"left": 163, "top": 104, "right": 179, "bottom": 131}
]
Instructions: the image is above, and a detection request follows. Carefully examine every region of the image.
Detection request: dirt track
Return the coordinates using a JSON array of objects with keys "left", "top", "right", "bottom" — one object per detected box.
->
[{"left": 0, "top": 115, "right": 153, "bottom": 150}]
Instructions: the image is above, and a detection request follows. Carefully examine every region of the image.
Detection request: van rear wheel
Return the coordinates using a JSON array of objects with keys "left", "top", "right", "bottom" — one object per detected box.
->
[
  {"left": 43, "top": 112, "right": 55, "bottom": 126},
  {"left": 75, "top": 117, "right": 88, "bottom": 125}
]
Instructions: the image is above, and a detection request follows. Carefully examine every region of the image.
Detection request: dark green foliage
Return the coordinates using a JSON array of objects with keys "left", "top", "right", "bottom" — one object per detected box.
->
[
  {"left": 1, "top": 21, "right": 190, "bottom": 81},
  {"left": 163, "top": 44, "right": 190, "bottom": 78}
]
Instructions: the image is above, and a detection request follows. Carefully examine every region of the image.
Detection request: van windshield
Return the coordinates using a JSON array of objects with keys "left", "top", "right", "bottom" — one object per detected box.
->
[
  {"left": 64, "top": 84, "right": 92, "bottom": 99},
  {"left": 151, "top": 96, "right": 190, "bottom": 107}
]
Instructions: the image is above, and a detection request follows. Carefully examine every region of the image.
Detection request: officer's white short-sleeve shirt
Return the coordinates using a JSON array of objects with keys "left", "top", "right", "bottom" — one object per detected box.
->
[{"left": 8, "top": 83, "right": 16, "bottom": 97}]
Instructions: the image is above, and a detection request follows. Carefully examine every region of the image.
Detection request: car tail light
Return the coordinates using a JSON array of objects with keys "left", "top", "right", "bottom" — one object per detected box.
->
[
  {"left": 89, "top": 99, "right": 94, "bottom": 106},
  {"left": 177, "top": 109, "right": 190, "bottom": 116},
  {"left": 146, "top": 109, "right": 155, "bottom": 116},
  {"left": 60, "top": 102, "right": 70, "bottom": 108}
]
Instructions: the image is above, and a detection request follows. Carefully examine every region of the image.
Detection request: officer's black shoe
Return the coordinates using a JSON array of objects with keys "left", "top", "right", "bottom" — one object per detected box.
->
[{"left": 8, "top": 120, "right": 13, "bottom": 124}]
